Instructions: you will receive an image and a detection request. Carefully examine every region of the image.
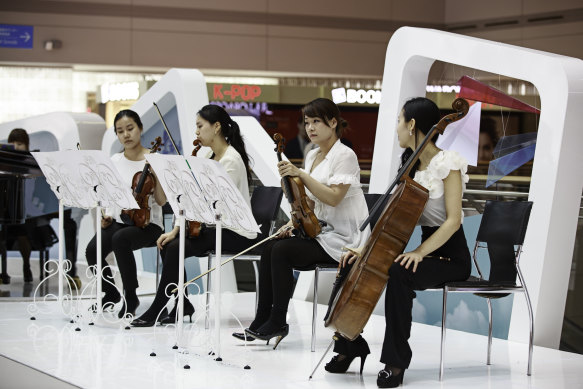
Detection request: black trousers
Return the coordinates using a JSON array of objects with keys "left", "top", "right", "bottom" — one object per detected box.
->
[
  {"left": 141, "top": 227, "right": 254, "bottom": 317},
  {"left": 85, "top": 221, "right": 162, "bottom": 295},
  {"left": 379, "top": 225, "right": 471, "bottom": 369},
  {"left": 255, "top": 237, "right": 336, "bottom": 324}
]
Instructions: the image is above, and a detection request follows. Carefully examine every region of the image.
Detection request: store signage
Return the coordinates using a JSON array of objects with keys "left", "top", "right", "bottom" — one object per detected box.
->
[
  {"left": 99, "top": 81, "right": 140, "bottom": 103},
  {"left": 210, "top": 101, "right": 273, "bottom": 117},
  {"left": 331, "top": 87, "right": 382, "bottom": 105},
  {"left": 426, "top": 85, "right": 461, "bottom": 93},
  {"left": 0, "top": 24, "right": 33, "bottom": 49},
  {"left": 213, "top": 84, "right": 262, "bottom": 101}
]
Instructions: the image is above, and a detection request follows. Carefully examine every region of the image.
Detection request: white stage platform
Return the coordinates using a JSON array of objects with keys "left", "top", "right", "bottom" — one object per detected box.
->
[{"left": 0, "top": 293, "right": 581, "bottom": 389}]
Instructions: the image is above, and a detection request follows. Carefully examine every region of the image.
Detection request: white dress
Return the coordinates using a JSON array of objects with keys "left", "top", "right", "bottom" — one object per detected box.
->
[{"left": 303, "top": 139, "right": 371, "bottom": 261}]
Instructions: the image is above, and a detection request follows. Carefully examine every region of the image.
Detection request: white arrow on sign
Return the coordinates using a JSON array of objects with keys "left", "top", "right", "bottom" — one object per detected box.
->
[{"left": 19, "top": 32, "right": 31, "bottom": 42}]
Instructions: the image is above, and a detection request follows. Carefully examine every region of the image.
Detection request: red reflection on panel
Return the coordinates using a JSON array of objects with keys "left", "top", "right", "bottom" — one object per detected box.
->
[{"left": 458, "top": 76, "right": 540, "bottom": 114}]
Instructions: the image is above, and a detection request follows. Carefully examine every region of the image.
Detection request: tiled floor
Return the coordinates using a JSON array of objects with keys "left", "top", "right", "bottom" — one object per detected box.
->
[{"left": 0, "top": 293, "right": 582, "bottom": 389}]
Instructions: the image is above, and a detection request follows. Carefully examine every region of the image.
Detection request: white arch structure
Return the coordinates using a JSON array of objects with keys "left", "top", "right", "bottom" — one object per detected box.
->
[{"left": 370, "top": 27, "right": 583, "bottom": 348}]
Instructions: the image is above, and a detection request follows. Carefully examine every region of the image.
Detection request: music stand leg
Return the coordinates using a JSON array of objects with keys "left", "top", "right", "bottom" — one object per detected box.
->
[
  {"left": 96, "top": 203, "right": 102, "bottom": 313},
  {"left": 213, "top": 209, "right": 222, "bottom": 361},
  {"left": 58, "top": 201, "right": 64, "bottom": 302},
  {"left": 176, "top": 211, "right": 185, "bottom": 348}
]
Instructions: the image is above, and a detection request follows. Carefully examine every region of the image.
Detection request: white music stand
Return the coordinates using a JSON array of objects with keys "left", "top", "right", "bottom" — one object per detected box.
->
[
  {"left": 30, "top": 150, "right": 138, "bottom": 325},
  {"left": 146, "top": 153, "right": 259, "bottom": 363}
]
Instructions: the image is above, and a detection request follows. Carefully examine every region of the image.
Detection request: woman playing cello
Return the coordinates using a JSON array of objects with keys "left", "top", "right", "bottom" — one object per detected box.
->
[
  {"left": 235, "top": 98, "right": 370, "bottom": 348},
  {"left": 325, "top": 97, "right": 472, "bottom": 388}
]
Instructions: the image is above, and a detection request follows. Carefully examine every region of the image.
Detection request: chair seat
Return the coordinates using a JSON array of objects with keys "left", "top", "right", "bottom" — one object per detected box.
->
[
  {"left": 446, "top": 275, "right": 521, "bottom": 290},
  {"left": 294, "top": 262, "right": 338, "bottom": 272}
]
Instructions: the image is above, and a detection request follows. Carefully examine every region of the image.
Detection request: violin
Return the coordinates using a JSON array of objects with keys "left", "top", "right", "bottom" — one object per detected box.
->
[
  {"left": 187, "top": 139, "right": 203, "bottom": 237},
  {"left": 273, "top": 133, "right": 321, "bottom": 239},
  {"left": 324, "top": 98, "right": 470, "bottom": 340},
  {"left": 120, "top": 137, "right": 163, "bottom": 228}
]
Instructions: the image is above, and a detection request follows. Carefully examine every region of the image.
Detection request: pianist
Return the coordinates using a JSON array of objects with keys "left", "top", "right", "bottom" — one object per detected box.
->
[
  {"left": 1, "top": 128, "right": 81, "bottom": 288},
  {"left": 5, "top": 129, "right": 34, "bottom": 283}
]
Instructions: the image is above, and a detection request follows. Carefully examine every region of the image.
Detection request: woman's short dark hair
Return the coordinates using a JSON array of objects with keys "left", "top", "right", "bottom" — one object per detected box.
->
[
  {"left": 302, "top": 98, "right": 349, "bottom": 138},
  {"left": 8, "top": 128, "right": 29, "bottom": 149},
  {"left": 197, "top": 104, "right": 253, "bottom": 185},
  {"left": 113, "top": 109, "right": 143, "bottom": 132},
  {"left": 400, "top": 97, "right": 441, "bottom": 177}
]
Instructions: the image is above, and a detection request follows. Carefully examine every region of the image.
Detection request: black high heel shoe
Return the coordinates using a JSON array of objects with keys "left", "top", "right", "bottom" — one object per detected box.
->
[
  {"left": 130, "top": 308, "right": 169, "bottom": 327},
  {"left": 90, "top": 292, "right": 121, "bottom": 313},
  {"left": 377, "top": 368, "right": 405, "bottom": 388},
  {"left": 325, "top": 353, "right": 368, "bottom": 374},
  {"left": 232, "top": 331, "right": 256, "bottom": 342},
  {"left": 118, "top": 295, "right": 140, "bottom": 319},
  {"left": 159, "top": 299, "right": 195, "bottom": 324},
  {"left": 325, "top": 334, "right": 370, "bottom": 374},
  {"left": 245, "top": 323, "right": 289, "bottom": 350}
]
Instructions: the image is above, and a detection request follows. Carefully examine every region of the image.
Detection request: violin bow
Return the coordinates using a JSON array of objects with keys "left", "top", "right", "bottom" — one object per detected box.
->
[{"left": 171, "top": 226, "right": 293, "bottom": 293}]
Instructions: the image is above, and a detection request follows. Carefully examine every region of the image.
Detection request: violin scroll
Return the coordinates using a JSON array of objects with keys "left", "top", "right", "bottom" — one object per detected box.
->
[
  {"left": 273, "top": 133, "right": 285, "bottom": 155},
  {"left": 434, "top": 98, "right": 470, "bottom": 135},
  {"left": 192, "top": 139, "right": 202, "bottom": 157}
]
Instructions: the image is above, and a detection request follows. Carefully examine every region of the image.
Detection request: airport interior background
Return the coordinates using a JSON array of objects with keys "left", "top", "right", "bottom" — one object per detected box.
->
[{"left": 0, "top": 0, "right": 582, "bottom": 356}]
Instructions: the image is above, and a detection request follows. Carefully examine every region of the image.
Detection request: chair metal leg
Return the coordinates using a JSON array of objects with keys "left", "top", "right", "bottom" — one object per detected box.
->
[
  {"left": 205, "top": 254, "right": 212, "bottom": 330},
  {"left": 440, "top": 287, "right": 448, "bottom": 381},
  {"left": 252, "top": 261, "right": 259, "bottom": 312},
  {"left": 517, "top": 265, "right": 534, "bottom": 376},
  {"left": 311, "top": 268, "right": 319, "bottom": 352},
  {"left": 39, "top": 250, "right": 46, "bottom": 281},
  {"left": 524, "top": 290, "right": 534, "bottom": 376},
  {"left": 487, "top": 298, "right": 493, "bottom": 365},
  {"left": 155, "top": 248, "right": 161, "bottom": 287}
]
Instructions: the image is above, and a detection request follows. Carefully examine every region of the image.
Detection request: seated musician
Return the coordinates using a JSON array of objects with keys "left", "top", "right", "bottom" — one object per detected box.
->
[
  {"left": 5, "top": 128, "right": 34, "bottom": 283},
  {"left": 326, "top": 97, "right": 471, "bottom": 388},
  {"left": 3, "top": 128, "right": 80, "bottom": 287},
  {"left": 233, "top": 98, "right": 371, "bottom": 348},
  {"left": 131, "top": 104, "right": 257, "bottom": 327},
  {"left": 85, "top": 110, "right": 167, "bottom": 317}
]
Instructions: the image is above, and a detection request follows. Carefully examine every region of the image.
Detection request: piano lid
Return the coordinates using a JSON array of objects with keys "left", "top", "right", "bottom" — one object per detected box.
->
[{"left": 0, "top": 146, "right": 43, "bottom": 177}]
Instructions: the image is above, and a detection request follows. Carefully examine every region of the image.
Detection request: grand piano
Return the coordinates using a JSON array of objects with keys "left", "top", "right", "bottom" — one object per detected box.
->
[{"left": 0, "top": 146, "right": 43, "bottom": 283}]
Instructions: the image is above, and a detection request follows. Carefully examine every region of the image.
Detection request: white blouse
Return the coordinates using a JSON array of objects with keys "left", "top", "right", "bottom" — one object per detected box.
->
[
  {"left": 413, "top": 150, "right": 469, "bottom": 227},
  {"left": 106, "top": 152, "right": 164, "bottom": 229},
  {"left": 203, "top": 145, "right": 256, "bottom": 240},
  {"left": 303, "top": 139, "right": 371, "bottom": 261}
]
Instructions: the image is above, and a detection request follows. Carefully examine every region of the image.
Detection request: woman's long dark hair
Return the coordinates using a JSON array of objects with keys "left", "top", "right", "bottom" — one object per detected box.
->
[
  {"left": 197, "top": 104, "right": 253, "bottom": 185},
  {"left": 399, "top": 97, "right": 441, "bottom": 177}
]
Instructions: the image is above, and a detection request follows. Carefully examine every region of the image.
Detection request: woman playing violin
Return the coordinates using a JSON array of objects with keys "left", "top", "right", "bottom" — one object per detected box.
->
[
  {"left": 85, "top": 109, "right": 167, "bottom": 318},
  {"left": 132, "top": 104, "right": 256, "bottom": 327},
  {"left": 235, "top": 98, "right": 370, "bottom": 348},
  {"left": 326, "top": 97, "right": 472, "bottom": 388}
]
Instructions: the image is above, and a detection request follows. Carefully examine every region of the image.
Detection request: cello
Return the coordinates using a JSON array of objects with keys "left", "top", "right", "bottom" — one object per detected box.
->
[
  {"left": 273, "top": 133, "right": 322, "bottom": 239},
  {"left": 324, "top": 98, "right": 470, "bottom": 340},
  {"left": 120, "top": 137, "right": 163, "bottom": 228}
]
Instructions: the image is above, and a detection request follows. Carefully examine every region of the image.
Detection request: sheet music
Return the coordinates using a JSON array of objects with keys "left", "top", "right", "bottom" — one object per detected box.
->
[
  {"left": 31, "top": 151, "right": 138, "bottom": 210},
  {"left": 146, "top": 154, "right": 260, "bottom": 234}
]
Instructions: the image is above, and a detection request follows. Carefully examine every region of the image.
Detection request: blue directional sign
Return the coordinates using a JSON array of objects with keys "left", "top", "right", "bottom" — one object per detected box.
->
[{"left": 0, "top": 24, "right": 34, "bottom": 49}]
